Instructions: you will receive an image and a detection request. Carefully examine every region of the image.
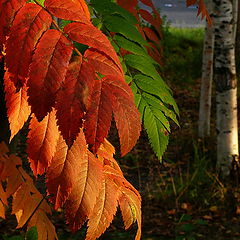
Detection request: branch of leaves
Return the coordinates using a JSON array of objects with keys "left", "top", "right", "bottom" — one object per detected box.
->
[
  {"left": 132, "top": 74, "right": 179, "bottom": 159},
  {"left": 89, "top": 0, "right": 179, "bottom": 159}
]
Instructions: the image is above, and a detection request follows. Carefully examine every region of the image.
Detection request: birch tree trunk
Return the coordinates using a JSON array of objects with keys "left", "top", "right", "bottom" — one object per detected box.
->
[
  {"left": 198, "top": 0, "right": 214, "bottom": 138},
  {"left": 213, "top": 0, "right": 239, "bottom": 177}
]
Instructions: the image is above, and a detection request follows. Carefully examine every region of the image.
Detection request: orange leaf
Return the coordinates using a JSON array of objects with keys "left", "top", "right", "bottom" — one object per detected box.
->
[
  {"left": 4, "top": 71, "right": 31, "bottom": 141},
  {"left": 0, "top": 200, "right": 5, "bottom": 219},
  {"left": 28, "top": 209, "right": 58, "bottom": 240},
  {"left": 86, "top": 169, "right": 119, "bottom": 240},
  {"left": 0, "top": 143, "right": 57, "bottom": 238},
  {"left": 0, "top": 150, "right": 22, "bottom": 198},
  {"left": 119, "top": 187, "right": 141, "bottom": 240},
  {"left": 27, "top": 110, "right": 60, "bottom": 176},
  {"left": 65, "top": 134, "right": 103, "bottom": 231},
  {"left": 97, "top": 139, "right": 123, "bottom": 174},
  {"left": 47, "top": 132, "right": 89, "bottom": 209},
  {"left": 44, "top": 0, "right": 90, "bottom": 22},
  {"left": 85, "top": 75, "right": 141, "bottom": 155},
  {"left": 64, "top": 22, "right": 123, "bottom": 75},
  {"left": 84, "top": 78, "right": 113, "bottom": 153},
  {"left": 55, "top": 56, "right": 86, "bottom": 146},
  {"left": 5, "top": 3, "right": 52, "bottom": 88},
  {"left": 103, "top": 76, "right": 141, "bottom": 156},
  {"left": 84, "top": 49, "right": 124, "bottom": 79},
  {"left": 27, "top": 29, "right": 73, "bottom": 121},
  {"left": 12, "top": 182, "right": 42, "bottom": 228},
  {"left": 104, "top": 165, "right": 141, "bottom": 240}
]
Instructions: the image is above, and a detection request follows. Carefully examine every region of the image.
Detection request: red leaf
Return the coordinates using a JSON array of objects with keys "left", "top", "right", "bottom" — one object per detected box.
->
[
  {"left": 64, "top": 22, "right": 123, "bottom": 75},
  {"left": 116, "top": 0, "right": 139, "bottom": 19},
  {"left": 44, "top": 0, "right": 90, "bottom": 22},
  {"left": 27, "top": 110, "right": 60, "bottom": 176},
  {"left": 186, "top": 0, "right": 197, "bottom": 7},
  {"left": 65, "top": 139, "right": 103, "bottom": 231},
  {"left": 85, "top": 75, "right": 141, "bottom": 155},
  {"left": 0, "top": 0, "right": 26, "bottom": 46},
  {"left": 197, "top": 0, "right": 212, "bottom": 24},
  {"left": 139, "top": 9, "right": 155, "bottom": 26},
  {"left": 47, "top": 132, "right": 88, "bottom": 209},
  {"left": 143, "top": 27, "right": 160, "bottom": 44},
  {"left": 139, "top": 0, "right": 154, "bottom": 8},
  {"left": 55, "top": 56, "right": 86, "bottom": 146},
  {"left": 5, "top": 3, "right": 52, "bottom": 88},
  {"left": 117, "top": 0, "right": 138, "bottom": 11},
  {"left": 28, "top": 29, "right": 73, "bottom": 121},
  {"left": 4, "top": 71, "right": 31, "bottom": 141},
  {"left": 84, "top": 49, "right": 124, "bottom": 79},
  {"left": 84, "top": 78, "right": 113, "bottom": 153},
  {"left": 102, "top": 76, "right": 141, "bottom": 156},
  {"left": 147, "top": 43, "right": 162, "bottom": 65}
]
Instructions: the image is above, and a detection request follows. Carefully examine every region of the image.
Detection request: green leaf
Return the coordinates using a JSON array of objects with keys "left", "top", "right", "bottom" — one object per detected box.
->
[
  {"left": 103, "top": 16, "right": 147, "bottom": 46},
  {"left": 179, "top": 214, "right": 192, "bottom": 222},
  {"left": 180, "top": 223, "right": 195, "bottom": 232},
  {"left": 125, "top": 75, "right": 132, "bottom": 84},
  {"left": 137, "top": 94, "right": 169, "bottom": 159},
  {"left": 142, "top": 93, "right": 179, "bottom": 126},
  {"left": 124, "top": 54, "right": 164, "bottom": 85},
  {"left": 114, "top": 34, "right": 145, "bottom": 55},
  {"left": 195, "top": 219, "right": 207, "bottom": 225},
  {"left": 90, "top": 0, "right": 137, "bottom": 24},
  {"left": 26, "top": 227, "right": 38, "bottom": 240},
  {"left": 133, "top": 74, "right": 179, "bottom": 115},
  {"left": 109, "top": 38, "right": 120, "bottom": 53},
  {"left": 114, "top": 35, "right": 160, "bottom": 66}
]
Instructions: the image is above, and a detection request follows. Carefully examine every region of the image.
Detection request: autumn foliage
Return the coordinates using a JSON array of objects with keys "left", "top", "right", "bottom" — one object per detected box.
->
[
  {"left": 0, "top": 0, "right": 142, "bottom": 238},
  {"left": 0, "top": 0, "right": 212, "bottom": 238}
]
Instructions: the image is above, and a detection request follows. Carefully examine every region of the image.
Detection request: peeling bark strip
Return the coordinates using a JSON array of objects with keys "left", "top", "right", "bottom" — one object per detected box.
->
[
  {"left": 198, "top": 0, "right": 214, "bottom": 138},
  {"left": 213, "top": 0, "right": 239, "bottom": 176}
]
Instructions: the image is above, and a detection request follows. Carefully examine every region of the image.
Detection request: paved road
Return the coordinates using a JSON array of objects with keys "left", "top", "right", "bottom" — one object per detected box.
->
[{"left": 141, "top": 0, "right": 205, "bottom": 28}]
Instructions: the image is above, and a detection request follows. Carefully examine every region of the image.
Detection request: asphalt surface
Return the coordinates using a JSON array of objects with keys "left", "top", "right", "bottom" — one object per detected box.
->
[{"left": 141, "top": 0, "right": 205, "bottom": 28}]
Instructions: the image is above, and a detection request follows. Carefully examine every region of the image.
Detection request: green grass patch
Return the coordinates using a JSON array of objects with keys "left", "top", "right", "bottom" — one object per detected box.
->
[{"left": 163, "top": 27, "right": 204, "bottom": 85}]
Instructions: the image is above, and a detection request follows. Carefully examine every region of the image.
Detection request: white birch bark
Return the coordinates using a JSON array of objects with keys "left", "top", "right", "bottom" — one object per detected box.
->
[
  {"left": 213, "top": 0, "right": 239, "bottom": 177},
  {"left": 198, "top": 0, "right": 214, "bottom": 138}
]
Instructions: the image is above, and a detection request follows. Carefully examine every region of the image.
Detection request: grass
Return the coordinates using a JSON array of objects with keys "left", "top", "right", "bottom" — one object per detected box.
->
[{"left": 162, "top": 27, "right": 204, "bottom": 85}]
